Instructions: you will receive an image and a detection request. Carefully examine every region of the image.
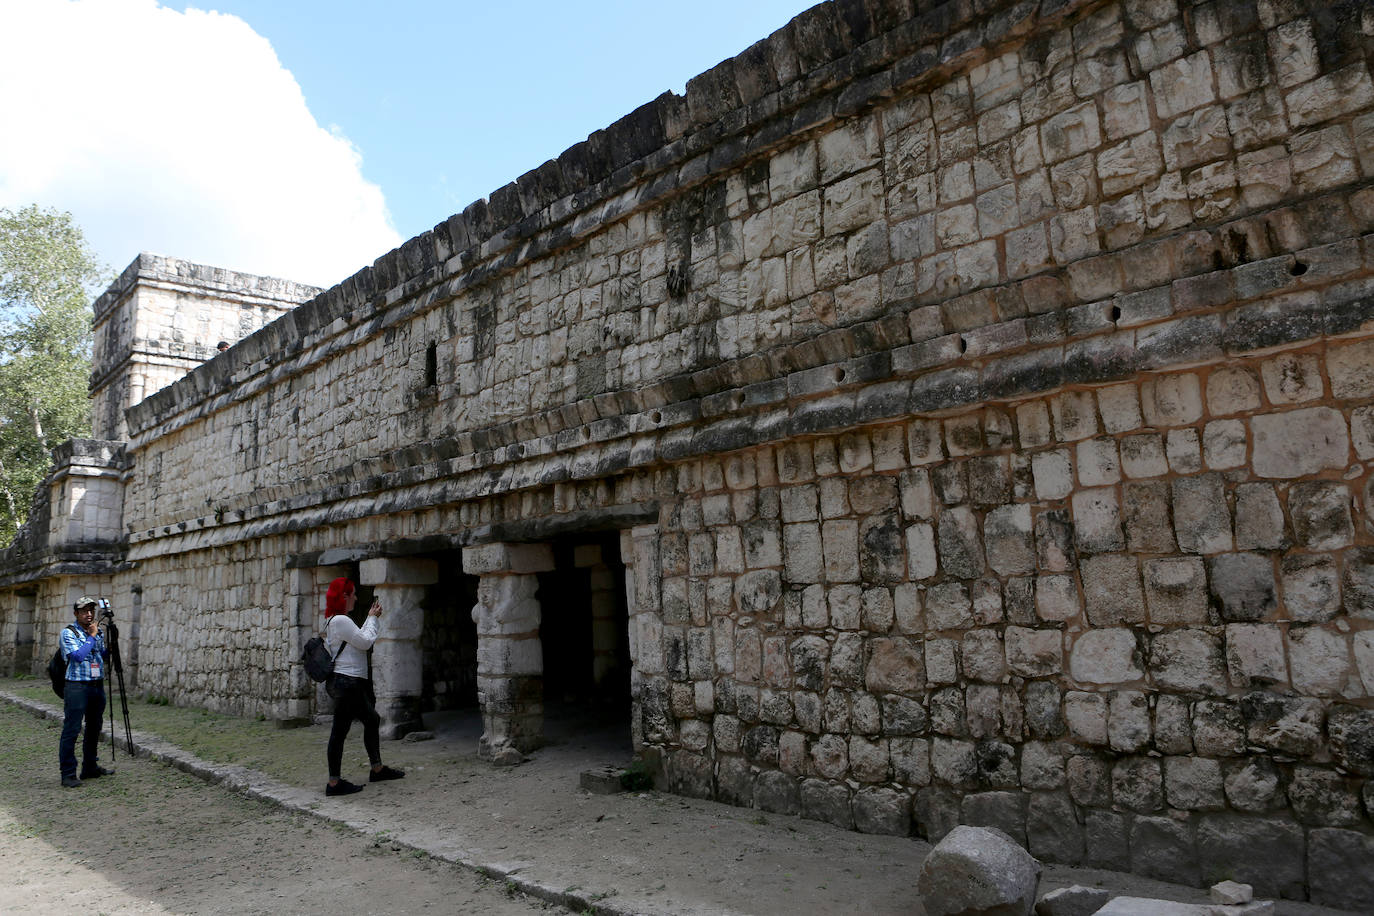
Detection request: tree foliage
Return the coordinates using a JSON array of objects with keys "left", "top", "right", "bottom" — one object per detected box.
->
[{"left": 0, "top": 205, "right": 108, "bottom": 547}]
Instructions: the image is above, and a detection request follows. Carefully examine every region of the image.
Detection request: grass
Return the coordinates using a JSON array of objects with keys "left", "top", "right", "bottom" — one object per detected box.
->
[{"left": 0, "top": 676, "right": 452, "bottom": 789}]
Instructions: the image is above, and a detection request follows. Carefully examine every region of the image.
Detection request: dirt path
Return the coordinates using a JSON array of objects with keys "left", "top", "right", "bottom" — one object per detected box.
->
[{"left": 0, "top": 705, "right": 555, "bottom": 916}]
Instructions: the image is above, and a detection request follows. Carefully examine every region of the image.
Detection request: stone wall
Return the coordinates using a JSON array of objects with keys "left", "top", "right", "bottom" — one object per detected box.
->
[
  {"left": 6, "top": 0, "right": 1374, "bottom": 904},
  {"left": 90, "top": 254, "right": 318, "bottom": 440}
]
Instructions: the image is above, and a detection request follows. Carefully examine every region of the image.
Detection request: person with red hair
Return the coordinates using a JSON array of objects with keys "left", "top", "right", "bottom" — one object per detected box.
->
[{"left": 322, "top": 577, "right": 404, "bottom": 796}]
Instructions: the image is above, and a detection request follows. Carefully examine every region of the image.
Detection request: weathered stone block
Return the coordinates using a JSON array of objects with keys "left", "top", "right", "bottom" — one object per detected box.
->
[
  {"left": 1207, "top": 552, "right": 1276, "bottom": 622},
  {"left": 1224, "top": 623, "right": 1288, "bottom": 688},
  {"left": 800, "top": 777, "right": 854, "bottom": 829},
  {"left": 1065, "top": 691, "right": 1109, "bottom": 746},
  {"left": 1109, "top": 690, "right": 1152, "bottom": 753},
  {"left": 1288, "top": 481, "right": 1354, "bottom": 550},
  {"left": 985, "top": 504, "right": 1035, "bottom": 575},
  {"left": 1150, "top": 629, "right": 1227, "bottom": 695},
  {"left": 1070, "top": 628, "right": 1143, "bottom": 685},
  {"left": 1250, "top": 407, "right": 1350, "bottom": 478},
  {"left": 1234, "top": 484, "right": 1286, "bottom": 551},
  {"left": 1131, "top": 815, "right": 1200, "bottom": 885},
  {"left": 853, "top": 785, "right": 910, "bottom": 836},
  {"left": 1122, "top": 481, "right": 1176, "bottom": 553},
  {"left": 1035, "top": 574, "right": 1080, "bottom": 623},
  {"left": 1172, "top": 474, "right": 1232, "bottom": 554},
  {"left": 1308, "top": 828, "right": 1374, "bottom": 911},
  {"left": 1144, "top": 557, "right": 1208, "bottom": 624},
  {"left": 1081, "top": 554, "right": 1143, "bottom": 626},
  {"left": 1327, "top": 705, "right": 1374, "bottom": 776},
  {"left": 1120, "top": 433, "right": 1169, "bottom": 479},
  {"left": 1006, "top": 627, "right": 1063, "bottom": 677},
  {"left": 1287, "top": 626, "right": 1351, "bottom": 697},
  {"left": 1083, "top": 809, "right": 1131, "bottom": 871},
  {"left": 1164, "top": 756, "right": 1225, "bottom": 810},
  {"left": 1197, "top": 814, "right": 1305, "bottom": 899},
  {"left": 1026, "top": 791, "right": 1084, "bottom": 865},
  {"left": 1288, "top": 766, "right": 1362, "bottom": 827},
  {"left": 1113, "top": 756, "right": 1163, "bottom": 812},
  {"left": 917, "top": 824, "right": 1041, "bottom": 916}
]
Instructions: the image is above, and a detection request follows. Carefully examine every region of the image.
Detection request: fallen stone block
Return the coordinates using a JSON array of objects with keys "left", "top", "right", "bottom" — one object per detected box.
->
[
  {"left": 1034, "top": 884, "right": 1110, "bottom": 916},
  {"left": 917, "top": 824, "right": 1041, "bottom": 916},
  {"left": 579, "top": 765, "right": 624, "bottom": 794},
  {"left": 1209, "top": 881, "right": 1252, "bottom": 905}
]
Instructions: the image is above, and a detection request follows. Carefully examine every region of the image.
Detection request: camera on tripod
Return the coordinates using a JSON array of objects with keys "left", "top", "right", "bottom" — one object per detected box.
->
[{"left": 97, "top": 599, "right": 113, "bottom": 620}]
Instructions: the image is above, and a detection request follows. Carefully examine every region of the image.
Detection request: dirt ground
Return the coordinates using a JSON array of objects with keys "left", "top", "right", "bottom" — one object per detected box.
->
[
  {"left": 0, "top": 703, "right": 556, "bottom": 916},
  {"left": 0, "top": 679, "right": 1355, "bottom": 916}
]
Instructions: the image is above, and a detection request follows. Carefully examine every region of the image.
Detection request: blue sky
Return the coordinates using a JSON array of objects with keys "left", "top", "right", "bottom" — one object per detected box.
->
[{"left": 0, "top": 0, "right": 815, "bottom": 288}]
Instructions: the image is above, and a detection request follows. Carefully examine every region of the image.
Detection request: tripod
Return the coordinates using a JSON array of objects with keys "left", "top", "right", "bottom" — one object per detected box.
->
[{"left": 102, "top": 616, "right": 134, "bottom": 758}]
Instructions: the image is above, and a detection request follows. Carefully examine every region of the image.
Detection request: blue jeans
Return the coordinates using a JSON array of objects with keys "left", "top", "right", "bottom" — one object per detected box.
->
[{"left": 59, "top": 680, "right": 106, "bottom": 778}]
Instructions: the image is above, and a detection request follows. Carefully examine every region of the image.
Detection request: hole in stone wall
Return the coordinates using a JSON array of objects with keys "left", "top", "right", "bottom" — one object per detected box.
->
[
  {"left": 1290, "top": 261, "right": 1308, "bottom": 276},
  {"left": 730, "top": 391, "right": 746, "bottom": 410},
  {"left": 425, "top": 341, "right": 438, "bottom": 387},
  {"left": 957, "top": 336, "right": 968, "bottom": 354},
  {"left": 651, "top": 410, "right": 663, "bottom": 424},
  {"left": 1110, "top": 305, "right": 1122, "bottom": 322},
  {"left": 833, "top": 367, "right": 847, "bottom": 383}
]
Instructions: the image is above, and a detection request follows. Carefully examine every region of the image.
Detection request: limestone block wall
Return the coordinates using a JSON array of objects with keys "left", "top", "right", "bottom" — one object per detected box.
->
[
  {"left": 87, "top": 0, "right": 1374, "bottom": 903},
  {"left": 90, "top": 254, "right": 318, "bottom": 440},
  {"left": 631, "top": 334, "right": 1374, "bottom": 897}
]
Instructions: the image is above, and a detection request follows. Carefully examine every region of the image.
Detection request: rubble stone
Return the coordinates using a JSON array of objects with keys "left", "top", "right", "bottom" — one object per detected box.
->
[{"left": 916, "top": 825, "right": 1041, "bottom": 916}]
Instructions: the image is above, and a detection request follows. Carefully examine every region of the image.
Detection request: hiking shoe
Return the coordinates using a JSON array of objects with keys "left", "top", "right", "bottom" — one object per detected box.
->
[
  {"left": 80, "top": 765, "right": 113, "bottom": 779},
  {"left": 325, "top": 779, "right": 364, "bottom": 797},
  {"left": 369, "top": 765, "right": 405, "bottom": 782},
  {"left": 61, "top": 775, "right": 82, "bottom": 788}
]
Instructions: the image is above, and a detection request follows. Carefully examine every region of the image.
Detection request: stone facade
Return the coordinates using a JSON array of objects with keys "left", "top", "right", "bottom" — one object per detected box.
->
[
  {"left": 90, "top": 254, "right": 318, "bottom": 440},
  {"left": 3, "top": 0, "right": 1374, "bottom": 905}
]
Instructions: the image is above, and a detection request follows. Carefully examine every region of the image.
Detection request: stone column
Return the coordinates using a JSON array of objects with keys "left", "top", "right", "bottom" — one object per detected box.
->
[
  {"left": 621, "top": 525, "right": 660, "bottom": 753},
  {"left": 462, "top": 542, "right": 554, "bottom": 763},
  {"left": 574, "top": 544, "right": 619, "bottom": 689},
  {"left": 359, "top": 557, "right": 437, "bottom": 739}
]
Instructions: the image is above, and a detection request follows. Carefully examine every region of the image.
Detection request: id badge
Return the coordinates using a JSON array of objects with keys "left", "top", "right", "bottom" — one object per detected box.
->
[{"left": 90, "top": 657, "right": 101, "bottom": 677}]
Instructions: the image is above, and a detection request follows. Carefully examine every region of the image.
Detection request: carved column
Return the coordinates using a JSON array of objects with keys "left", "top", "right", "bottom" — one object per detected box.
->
[
  {"left": 359, "top": 557, "right": 437, "bottom": 739},
  {"left": 463, "top": 542, "right": 554, "bottom": 762}
]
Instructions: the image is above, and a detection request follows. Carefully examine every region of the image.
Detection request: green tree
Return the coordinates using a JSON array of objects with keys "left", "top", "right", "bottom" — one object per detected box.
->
[{"left": 0, "top": 205, "right": 108, "bottom": 547}]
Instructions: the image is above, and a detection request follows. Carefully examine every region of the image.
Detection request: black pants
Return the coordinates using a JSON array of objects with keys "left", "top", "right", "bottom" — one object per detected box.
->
[
  {"left": 59, "top": 680, "right": 105, "bottom": 778},
  {"left": 327, "top": 675, "right": 381, "bottom": 779}
]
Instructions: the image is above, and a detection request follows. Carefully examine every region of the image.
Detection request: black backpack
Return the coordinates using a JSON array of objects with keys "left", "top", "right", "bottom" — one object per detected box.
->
[
  {"left": 301, "top": 634, "right": 337, "bottom": 682},
  {"left": 47, "top": 625, "right": 81, "bottom": 697}
]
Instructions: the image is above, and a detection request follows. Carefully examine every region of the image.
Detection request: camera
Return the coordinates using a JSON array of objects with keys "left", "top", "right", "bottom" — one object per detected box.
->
[{"left": 97, "top": 598, "right": 113, "bottom": 619}]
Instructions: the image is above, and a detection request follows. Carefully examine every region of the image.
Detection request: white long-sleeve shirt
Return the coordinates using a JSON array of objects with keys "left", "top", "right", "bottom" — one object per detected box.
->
[{"left": 327, "top": 613, "right": 379, "bottom": 678}]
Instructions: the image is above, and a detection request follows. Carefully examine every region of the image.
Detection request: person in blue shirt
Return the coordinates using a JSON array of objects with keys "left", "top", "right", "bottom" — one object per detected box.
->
[{"left": 58, "top": 597, "right": 113, "bottom": 788}]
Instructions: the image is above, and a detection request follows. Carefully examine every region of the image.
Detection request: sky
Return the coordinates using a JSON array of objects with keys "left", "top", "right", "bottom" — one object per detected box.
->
[{"left": 0, "top": 0, "right": 816, "bottom": 289}]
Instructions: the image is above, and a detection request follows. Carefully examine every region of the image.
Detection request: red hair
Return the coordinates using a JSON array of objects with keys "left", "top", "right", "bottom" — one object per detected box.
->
[{"left": 325, "top": 577, "right": 355, "bottom": 617}]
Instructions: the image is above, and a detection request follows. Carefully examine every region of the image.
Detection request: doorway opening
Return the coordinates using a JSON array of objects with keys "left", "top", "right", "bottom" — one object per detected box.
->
[{"left": 536, "top": 533, "right": 632, "bottom": 751}]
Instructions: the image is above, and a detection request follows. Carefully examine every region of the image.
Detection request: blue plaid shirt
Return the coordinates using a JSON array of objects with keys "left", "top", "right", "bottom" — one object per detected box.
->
[{"left": 60, "top": 625, "right": 107, "bottom": 682}]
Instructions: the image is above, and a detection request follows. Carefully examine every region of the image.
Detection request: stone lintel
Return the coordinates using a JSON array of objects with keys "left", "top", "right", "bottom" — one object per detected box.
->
[
  {"left": 463, "top": 542, "right": 555, "bottom": 575},
  {"left": 360, "top": 556, "right": 439, "bottom": 586}
]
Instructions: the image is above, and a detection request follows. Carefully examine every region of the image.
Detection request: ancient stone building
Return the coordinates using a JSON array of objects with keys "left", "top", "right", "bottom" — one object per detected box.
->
[{"left": 3, "top": 0, "right": 1373, "bottom": 906}]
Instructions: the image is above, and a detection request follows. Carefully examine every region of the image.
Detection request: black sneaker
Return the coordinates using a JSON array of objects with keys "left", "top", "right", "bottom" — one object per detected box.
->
[
  {"left": 369, "top": 765, "right": 405, "bottom": 782},
  {"left": 80, "top": 765, "right": 113, "bottom": 779},
  {"left": 325, "top": 779, "right": 364, "bottom": 797},
  {"left": 61, "top": 775, "right": 82, "bottom": 788}
]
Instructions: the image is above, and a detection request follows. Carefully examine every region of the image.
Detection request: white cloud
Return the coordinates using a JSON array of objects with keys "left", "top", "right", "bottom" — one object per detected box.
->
[{"left": 0, "top": 0, "right": 401, "bottom": 288}]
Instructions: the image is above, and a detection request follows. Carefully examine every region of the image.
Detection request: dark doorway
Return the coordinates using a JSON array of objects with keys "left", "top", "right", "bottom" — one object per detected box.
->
[
  {"left": 420, "top": 549, "right": 479, "bottom": 711},
  {"left": 537, "top": 534, "right": 632, "bottom": 735}
]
